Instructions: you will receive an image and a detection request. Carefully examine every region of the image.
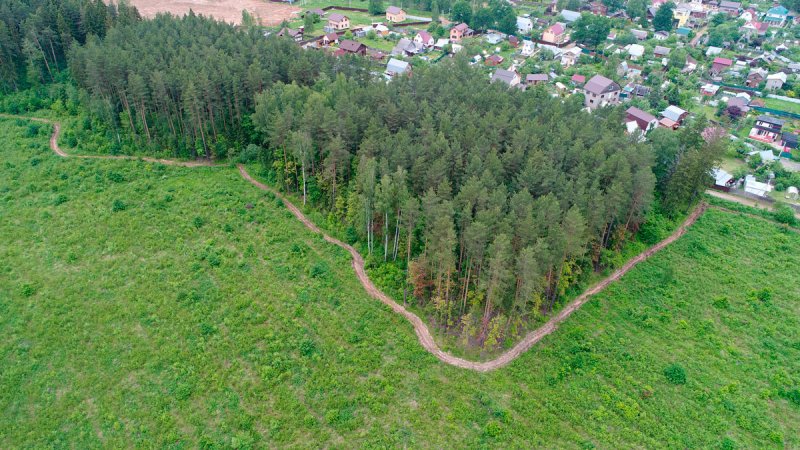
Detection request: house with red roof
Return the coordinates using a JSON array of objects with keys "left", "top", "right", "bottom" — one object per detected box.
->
[
  {"left": 542, "top": 22, "right": 569, "bottom": 45},
  {"left": 711, "top": 57, "right": 733, "bottom": 75},
  {"left": 450, "top": 23, "right": 473, "bottom": 42},
  {"left": 414, "top": 31, "right": 435, "bottom": 48}
]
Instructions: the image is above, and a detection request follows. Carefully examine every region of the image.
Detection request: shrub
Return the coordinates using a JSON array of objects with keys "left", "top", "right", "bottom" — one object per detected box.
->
[
  {"left": 193, "top": 216, "right": 206, "bottom": 228},
  {"left": 238, "top": 144, "right": 262, "bottom": 163},
  {"left": 107, "top": 171, "right": 125, "bottom": 183},
  {"left": 309, "top": 261, "right": 330, "bottom": 279},
  {"left": 25, "top": 123, "right": 40, "bottom": 137},
  {"left": 111, "top": 199, "right": 127, "bottom": 212},
  {"left": 664, "top": 363, "right": 687, "bottom": 385},
  {"left": 712, "top": 296, "right": 730, "bottom": 309},
  {"left": 20, "top": 283, "right": 36, "bottom": 297},
  {"left": 772, "top": 204, "right": 797, "bottom": 226},
  {"left": 52, "top": 194, "right": 68, "bottom": 206}
]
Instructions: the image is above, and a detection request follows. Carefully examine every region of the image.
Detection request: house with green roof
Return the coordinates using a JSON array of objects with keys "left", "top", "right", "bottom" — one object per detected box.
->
[{"left": 764, "top": 5, "right": 790, "bottom": 27}]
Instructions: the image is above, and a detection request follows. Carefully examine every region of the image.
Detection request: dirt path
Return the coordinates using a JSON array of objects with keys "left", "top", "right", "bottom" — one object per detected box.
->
[
  {"left": 706, "top": 189, "right": 800, "bottom": 220},
  {"left": 0, "top": 114, "right": 219, "bottom": 167},
  {"left": 239, "top": 165, "right": 709, "bottom": 371},
  {"left": 5, "top": 114, "right": 711, "bottom": 372}
]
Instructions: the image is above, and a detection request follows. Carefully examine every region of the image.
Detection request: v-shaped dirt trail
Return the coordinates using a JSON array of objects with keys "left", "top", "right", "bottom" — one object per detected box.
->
[{"left": 8, "top": 115, "right": 708, "bottom": 372}]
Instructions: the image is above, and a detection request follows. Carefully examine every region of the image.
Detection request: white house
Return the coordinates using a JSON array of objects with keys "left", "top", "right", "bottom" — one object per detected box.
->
[
  {"left": 744, "top": 175, "right": 773, "bottom": 197},
  {"left": 517, "top": 16, "right": 533, "bottom": 33},
  {"left": 521, "top": 40, "right": 536, "bottom": 56},
  {"left": 627, "top": 44, "right": 645, "bottom": 60},
  {"left": 766, "top": 72, "right": 787, "bottom": 90}
]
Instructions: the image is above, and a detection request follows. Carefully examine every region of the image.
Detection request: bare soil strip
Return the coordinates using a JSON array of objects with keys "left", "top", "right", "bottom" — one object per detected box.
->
[{"left": 6, "top": 114, "right": 709, "bottom": 372}]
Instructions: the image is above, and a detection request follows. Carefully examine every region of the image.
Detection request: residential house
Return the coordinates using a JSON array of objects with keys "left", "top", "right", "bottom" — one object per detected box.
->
[
  {"left": 765, "top": 72, "right": 787, "bottom": 90},
  {"left": 764, "top": 5, "right": 790, "bottom": 27},
  {"left": 676, "top": 27, "right": 691, "bottom": 38},
  {"left": 631, "top": 29, "right": 648, "bottom": 41},
  {"left": 706, "top": 46, "right": 723, "bottom": 57},
  {"left": 740, "top": 20, "right": 768, "bottom": 37},
  {"left": 414, "top": 31, "right": 435, "bottom": 48},
  {"left": 618, "top": 61, "right": 643, "bottom": 78},
  {"left": 739, "top": 8, "right": 756, "bottom": 22},
  {"left": 700, "top": 83, "right": 720, "bottom": 95},
  {"left": 626, "top": 44, "right": 644, "bottom": 61},
  {"left": 386, "top": 6, "right": 406, "bottom": 23},
  {"left": 450, "top": 23, "right": 473, "bottom": 42},
  {"left": 621, "top": 83, "right": 651, "bottom": 101},
  {"left": 673, "top": 7, "right": 691, "bottom": 27},
  {"left": 542, "top": 23, "right": 569, "bottom": 45},
  {"left": 521, "top": 40, "right": 536, "bottom": 56},
  {"left": 749, "top": 115, "right": 784, "bottom": 142},
  {"left": 725, "top": 96, "right": 750, "bottom": 117},
  {"left": 654, "top": 31, "right": 669, "bottom": 41},
  {"left": 391, "top": 38, "right": 423, "bottom": 56},
  {"left": 561, "top": 9, "right": 581, "bottom": 23},
  {"left": 744, "top": 175, "right": 773, "bottom": 197},
  {"left": 327, "top": 13, "right": 350, "bottom": 31},
  {"left": 385, "top": 58, "right": 411, "bottom": 78},
  {"left": 654, "top": 45, "right": 671, "bottom": 58},
  {"left": 485, "top": 32, "right": 505, "bottom": 45},
  {"left": 626, "top": 106, "right": 659, "bottom": 133},
  {"left": 526, "top": 73, "right": 549, "bottom": 86},
  {"left": 491, "top": 68, "right": 521, "bottom": 87},
  {"left": 485, "top": 54, "right": 504, "bottom": 66},
  {"left": 781, "top": 132, "right": 798, "bottom": 156},
  {"left": 711, "top": 57, "right": 733, "bottom": 75},
  {"left": 322, "top": 33, "right": 339, "bottom": 46},
  {"left": 338, "top": 39, "right": 366, "bottom": 55},
  {"left": 517, "top": 16, "right": 534, "bottom": 33},
  {"left": 509, "top": 36, "right": 520, "bottom": 47},
  {"left": 276, "top": 27, "right": 303, "bottom": 42},
  {"left": 683, "top": 55, "right": 698, "bottom": 73},
  {"left": 660, "top": 105, "right": 688, "bottom": 129},
  {"left": 583, "top": 74, "right": 621, "bottom": 109},
  {"left": 559, "top": 46, "right": 582, "bottom": 67},
  {"left": 718, "top": 0, "right": 741, "bottom": 15},
  {"left": 746, "top": 68, "right": 767, "bottom": 87},
  {"left": 590, "top": 1, "right": 608, "bottom": 16},
  {"left": 434, "top": 38, "right": 449, "bottom": 50},
  {"left": 711, "top": 168, "right": 735, "bottom": 192},
  {"left": 571, "top": 74, "right": 586, "bottom": 85}
]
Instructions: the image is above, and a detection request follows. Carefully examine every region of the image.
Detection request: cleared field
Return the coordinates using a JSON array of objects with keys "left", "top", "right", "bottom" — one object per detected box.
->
[
  {"left": 118, "top": 0, "right": 300, "bottom": 25},
  {"left": 1, "top": 118, "right": 799, "bottom": 447}
]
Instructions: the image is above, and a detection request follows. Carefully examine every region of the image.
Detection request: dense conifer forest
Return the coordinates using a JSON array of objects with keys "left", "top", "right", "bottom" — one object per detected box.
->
[{"left": 0, "top": 0, "right": 725, "bottom": 348}]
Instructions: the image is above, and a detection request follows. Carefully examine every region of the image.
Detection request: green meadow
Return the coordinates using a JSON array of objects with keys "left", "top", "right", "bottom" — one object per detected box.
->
[{"left": 1, "top": 118, "right": 799, "bottom": 448}]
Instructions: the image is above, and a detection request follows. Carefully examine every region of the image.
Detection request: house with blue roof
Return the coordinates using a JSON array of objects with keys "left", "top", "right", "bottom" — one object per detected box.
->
[
  {"left": 764, "top": 5, "right": 790, "bottom": 27},
  {"left": 676, "top": 27, "right": 691, "bottom": 38}
]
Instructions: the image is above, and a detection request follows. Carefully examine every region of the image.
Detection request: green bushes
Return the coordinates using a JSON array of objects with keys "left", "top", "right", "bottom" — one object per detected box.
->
[
  {"left": 111, "top": 199, "right": 127, "bottom": 211},
  {"left": 664, "top": 364, "right": 687, "bottom": 385}
]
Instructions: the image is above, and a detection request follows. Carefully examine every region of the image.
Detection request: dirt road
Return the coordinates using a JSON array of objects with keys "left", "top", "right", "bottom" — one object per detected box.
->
[
  {"left": 5, "top": 114, "right": 712, "bottom": 372},
  {"left": 706, "top": 189, "right": 800, "bottom": 219}
]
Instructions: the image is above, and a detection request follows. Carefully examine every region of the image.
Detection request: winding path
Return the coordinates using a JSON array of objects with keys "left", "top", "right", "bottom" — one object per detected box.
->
[{"left": 6, "top": 114, "right": 709, "bottom": 372}]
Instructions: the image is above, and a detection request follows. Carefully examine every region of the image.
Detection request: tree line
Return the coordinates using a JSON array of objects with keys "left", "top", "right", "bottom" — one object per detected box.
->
[{"left": 0, "top": 0, "right": 725, "bottom": 349}]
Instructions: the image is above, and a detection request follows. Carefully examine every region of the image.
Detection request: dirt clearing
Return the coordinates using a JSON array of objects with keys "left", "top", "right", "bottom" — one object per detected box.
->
[{"left": 121, "top": 0, "right": 300, "bottom": 25}]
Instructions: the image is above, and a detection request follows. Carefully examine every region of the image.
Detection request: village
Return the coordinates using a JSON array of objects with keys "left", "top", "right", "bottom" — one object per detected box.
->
[{"left": 269, "top": 0, "right": 800, "bottom": 211}]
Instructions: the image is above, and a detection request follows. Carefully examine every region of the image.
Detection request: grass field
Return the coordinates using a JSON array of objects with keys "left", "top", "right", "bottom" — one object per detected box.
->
[
  {"left": 1, "top": 117, "right": 799, "bottom": 447},
  {"left": 763, "top": 97, "right": 800, "bottom": 115}
]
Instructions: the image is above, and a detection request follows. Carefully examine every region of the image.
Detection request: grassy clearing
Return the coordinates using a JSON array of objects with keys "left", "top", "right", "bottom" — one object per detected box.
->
[
  {"left": 1, "top": 118, "right": 799, "bottom": 447},
  {"left": 762, "top": 97, "right": 800, "bottom": 115}
]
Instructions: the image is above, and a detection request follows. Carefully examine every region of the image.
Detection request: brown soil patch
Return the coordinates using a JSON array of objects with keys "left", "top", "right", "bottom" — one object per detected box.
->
[{"left": 119, "top": 0, "right": 300, "bottom": 25}]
